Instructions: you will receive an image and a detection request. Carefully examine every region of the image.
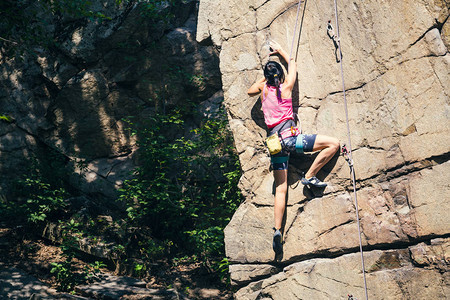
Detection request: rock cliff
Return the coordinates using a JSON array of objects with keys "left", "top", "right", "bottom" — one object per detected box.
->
[
  {"left": 197, "top": 0, "right": 449, "bottom": 298},
  {"left": 0, "top": 1, "right": 221, "bottom": 200}
]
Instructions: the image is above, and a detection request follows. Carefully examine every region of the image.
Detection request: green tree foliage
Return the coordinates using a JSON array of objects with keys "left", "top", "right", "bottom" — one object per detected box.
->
[
  {"left": 0, "top": 102, "right": 241, "bottom": 284},
  {"left": 51, "top": 218, "right": 108, "bottom": 292},
  {"left": 0, "top": 146, "right": 78, "bottom": 224},
  {"left": 22, "top": 178, "right": 68, "bottom": 223},
  {"left": 50, "top": 259, "right": 80, "bottom": 292},
  {"left": 0, "top": 0, "right": 239, "bottom": 285},
  {"left": 120, "top": 108, "right": 242, "bottom": 267}
]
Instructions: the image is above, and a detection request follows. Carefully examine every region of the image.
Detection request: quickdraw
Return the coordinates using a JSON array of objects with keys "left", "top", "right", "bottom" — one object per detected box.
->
[
  {"left": 341, "top": 143, "right": 353, "bottom": 167},
  {"left": 327, "top": 20, "right": 339, "bottom": 43},
  {"left": 327, "top": 20, "right": 342, "bottom": 62}
]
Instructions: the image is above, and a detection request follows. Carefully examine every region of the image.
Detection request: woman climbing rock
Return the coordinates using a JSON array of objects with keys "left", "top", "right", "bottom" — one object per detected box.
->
[{"left": 247, "top": 41, "right": 340, "bottom": 255}]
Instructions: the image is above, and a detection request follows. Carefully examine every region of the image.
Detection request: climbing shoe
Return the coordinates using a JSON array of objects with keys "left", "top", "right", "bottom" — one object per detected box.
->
[
  {"left": 273, "top": 228, "right": 282, "bottom": 254},
  {"left": 301, "top": 176, "right": 328, "bottom": 188}
]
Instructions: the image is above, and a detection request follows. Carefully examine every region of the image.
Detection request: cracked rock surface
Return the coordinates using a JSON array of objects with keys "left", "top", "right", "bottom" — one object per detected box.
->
[
  {"left": 0, "top": 2, "right": 221, "bottom": 200},
  {"left": 197, "top": 0, "right": 449, "bottom": 298}
]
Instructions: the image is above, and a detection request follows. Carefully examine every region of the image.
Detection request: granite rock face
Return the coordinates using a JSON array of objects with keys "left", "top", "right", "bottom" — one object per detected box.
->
[
  {"left": 235, "top": 238, "right": 449, "bottom": 300},
  {"left": 197, "top": 0, "right": 449, "bottom": 298},
  {"left": 0, "top": 1, "right": 221, "bottom": 200}
]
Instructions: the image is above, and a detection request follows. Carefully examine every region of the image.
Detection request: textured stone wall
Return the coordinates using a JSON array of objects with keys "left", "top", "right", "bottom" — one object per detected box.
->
[
  {"left": 0, "top": 1, "right": 221, "bottom": 200},
  {"left": 197, "top": 0, "right": 449, "bottom": 298}
]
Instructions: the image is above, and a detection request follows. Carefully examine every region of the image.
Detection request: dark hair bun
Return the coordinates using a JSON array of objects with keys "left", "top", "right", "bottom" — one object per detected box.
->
[
  {"left": 264, "top": 61, "right": 285, "bottom": 87},
  {"left": 264, "top": 61, "right": 285, "bottom": 100}
]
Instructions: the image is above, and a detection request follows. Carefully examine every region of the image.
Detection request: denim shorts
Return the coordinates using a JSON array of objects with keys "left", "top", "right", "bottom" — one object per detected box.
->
[{"left": 271, "top": 134, "right": 317, "bottom": 170}]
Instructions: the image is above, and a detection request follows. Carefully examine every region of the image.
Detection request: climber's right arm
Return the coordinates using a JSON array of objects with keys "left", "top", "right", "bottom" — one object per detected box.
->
[
  {"left": 284, "top": 57, "right": 297, "bottom": 91},
  {"left": 269, "top": 41, "right": 289, "bottom": 62}
]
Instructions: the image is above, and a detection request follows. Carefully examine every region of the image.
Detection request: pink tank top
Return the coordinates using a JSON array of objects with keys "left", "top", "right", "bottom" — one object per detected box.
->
[{"left": 261, "top": 84, "right": 294, "bottom": 128}]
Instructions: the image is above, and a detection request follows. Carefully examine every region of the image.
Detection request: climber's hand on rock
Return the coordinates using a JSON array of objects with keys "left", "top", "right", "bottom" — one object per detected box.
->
[
  {"left": 269, "top": 41, "right": 282, "bottom": 55},
  {"left": 269, "top": 41, "right": 290, "bottom": 62}
]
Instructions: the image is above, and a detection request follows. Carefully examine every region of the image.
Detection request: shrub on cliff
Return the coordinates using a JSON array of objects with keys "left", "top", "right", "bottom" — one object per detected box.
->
[{"left": 120, "top": 107, "right": 242, "bottom": 270}]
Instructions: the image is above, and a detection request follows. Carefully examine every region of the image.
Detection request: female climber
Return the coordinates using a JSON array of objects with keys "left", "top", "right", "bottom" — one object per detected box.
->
[{"left": 247, "top": 41, "right": 340, "bottom": 254}]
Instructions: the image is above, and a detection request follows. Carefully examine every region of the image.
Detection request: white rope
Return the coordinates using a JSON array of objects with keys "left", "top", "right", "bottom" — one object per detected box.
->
[
  {"left": 331, "top": 1, "right": 369, "bottom": 299},
  {"left": 288, "top": 0, "right": 303, "bottom": 130},
  {"left": 288, "top": 0, "right": 303, "bottom": 62}
]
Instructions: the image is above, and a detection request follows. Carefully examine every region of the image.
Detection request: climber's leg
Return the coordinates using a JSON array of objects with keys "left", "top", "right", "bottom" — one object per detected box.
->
[
  {"left": 273, "top": 168, "right": 287, "bottom": 254},
  {"left": 273, "top": 169, "right": 288, "bottom": 230},
  {"left": 304, "top": 135, "right": 340, "bottom": 179},
  {"left": 270, "top": 145, "right": 290, "bottom": 253}
]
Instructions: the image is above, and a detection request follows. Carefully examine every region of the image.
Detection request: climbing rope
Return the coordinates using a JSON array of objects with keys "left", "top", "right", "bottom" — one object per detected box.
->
[
  {"left": 288, "top": 0, "right": 304, "bottom": 63},
  {"left": 331, "top": 1, "right": 369, "bottom": 299},
  {"left": 288, "top": 0, "right": 304, "bottom": 132}
]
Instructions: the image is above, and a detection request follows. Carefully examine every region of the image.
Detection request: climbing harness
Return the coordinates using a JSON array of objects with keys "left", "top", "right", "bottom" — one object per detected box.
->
[
  {"left": 331, "top": 1, "right": 369, "bottom": 299},
  {"left": 279, "top": 126, "right": 300, "bottom": 140},
  {"left": 266, "top": 125, "right": 301, "bottom": 155}
]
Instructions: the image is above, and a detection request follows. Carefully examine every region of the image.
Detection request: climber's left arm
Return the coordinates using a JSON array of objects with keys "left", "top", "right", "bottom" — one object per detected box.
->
[{"left": 247, "top": 77, "right": 266, "bottom": 97}]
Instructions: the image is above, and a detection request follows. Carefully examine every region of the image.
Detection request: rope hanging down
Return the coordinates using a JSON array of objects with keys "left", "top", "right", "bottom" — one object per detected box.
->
[
  {"left": 287, "top": 0, "right": 304, "bottom": 131},
  {"left": 272, "top": 2, "right": 368, "bottom": 297},
  {"left": 331, "top": 1, "right": 369, "bottom": 299},
  {"left": 288, "top": 0, "right": 304, "bottom": 62}
]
